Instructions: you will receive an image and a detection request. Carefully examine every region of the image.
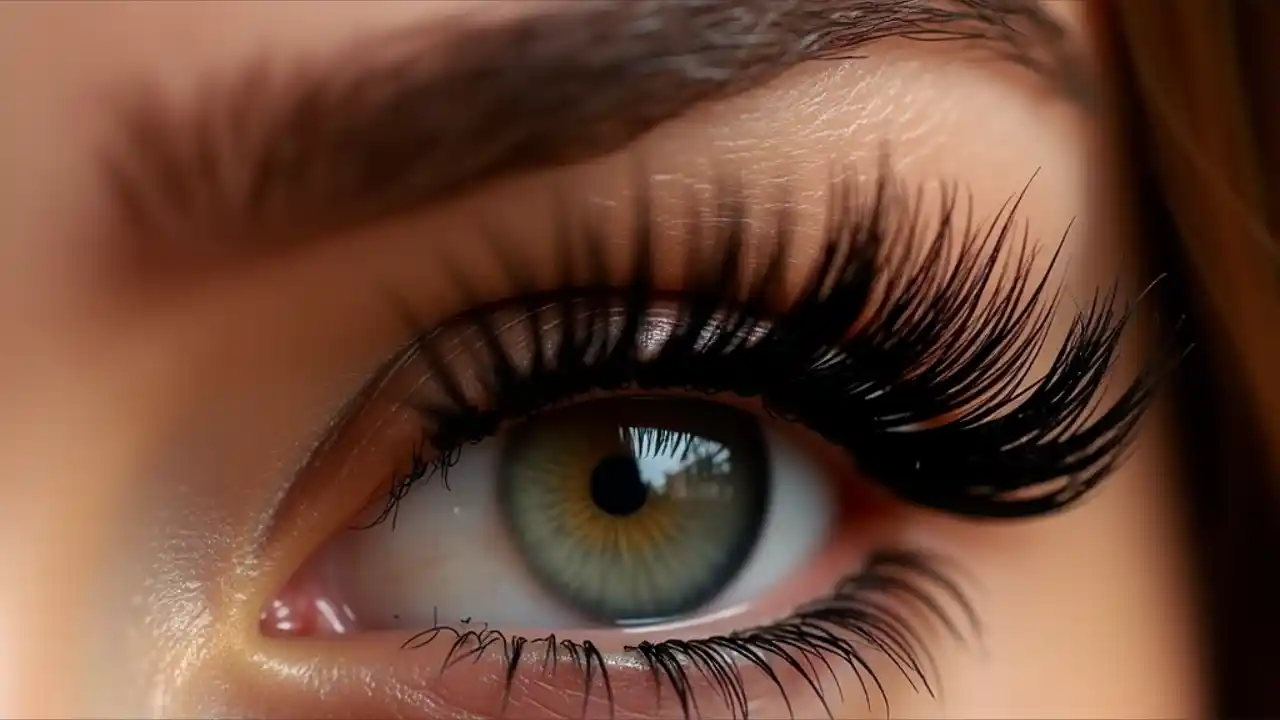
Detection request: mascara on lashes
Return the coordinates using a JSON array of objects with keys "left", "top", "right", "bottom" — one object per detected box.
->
[
  {"left": 340, "top": 169, "right": 1167, "bottom": 719},
  {"left": 386, "top": 171, "right": 1162, "bottom": 523}
]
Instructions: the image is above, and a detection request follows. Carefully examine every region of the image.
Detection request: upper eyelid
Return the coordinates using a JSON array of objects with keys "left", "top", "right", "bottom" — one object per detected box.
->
[{"left": 99, "top": 0, "right": 1086, "bottom": 265}]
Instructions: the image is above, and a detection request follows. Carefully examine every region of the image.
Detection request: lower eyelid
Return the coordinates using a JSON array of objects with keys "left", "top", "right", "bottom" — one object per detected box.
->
[
  {"left": 241, "top": 556, "right": 947, "bottom": 720},
  {"left": 236, "top": 632, "right": 814, "bottom": 720},
  {"left": 242, "top": 471, "right": 923, "bottom": 720}
]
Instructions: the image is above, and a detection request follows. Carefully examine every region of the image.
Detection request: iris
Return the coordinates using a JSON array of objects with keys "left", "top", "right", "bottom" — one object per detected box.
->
[{"left": 499, "top": 397, "right": 770, "bottom": 623}]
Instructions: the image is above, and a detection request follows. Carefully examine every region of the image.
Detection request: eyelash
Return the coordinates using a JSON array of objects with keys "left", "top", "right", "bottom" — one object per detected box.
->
[
  {"left": 354, "top": 169, "right": 1168, "bottom": 718},
  {"left": 401, "top": 551, "right": 973, "bottom": 720}
]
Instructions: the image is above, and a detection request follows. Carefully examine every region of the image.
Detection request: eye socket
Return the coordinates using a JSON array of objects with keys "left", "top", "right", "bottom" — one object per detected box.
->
[
  {"left": 294, "top": 395, "right": 838, "bottom": 633},
  {"left": 247, "top": 172, "right": 1154, "bottom": 719}
]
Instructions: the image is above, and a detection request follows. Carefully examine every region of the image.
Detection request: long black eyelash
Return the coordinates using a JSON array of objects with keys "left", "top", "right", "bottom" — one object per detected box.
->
[
  {"left": 400, "top": 550, "right": 974, "bottom": 720},
  {"left": 374, "top": 167, "right": 1167, "bottom": 527},
  {"left": 355, "top": 170, "right": 1176, "bottom": 716}
]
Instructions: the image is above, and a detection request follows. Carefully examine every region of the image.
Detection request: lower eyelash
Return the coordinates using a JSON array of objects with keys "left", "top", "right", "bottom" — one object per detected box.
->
[{"left": 400, "top": 550, "right": 974, "bottom": 720}]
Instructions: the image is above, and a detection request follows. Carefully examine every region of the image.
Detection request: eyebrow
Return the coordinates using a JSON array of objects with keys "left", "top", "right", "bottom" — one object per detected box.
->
[{"left": 105, "top": 0, "right": 1088, "bottom": 258}]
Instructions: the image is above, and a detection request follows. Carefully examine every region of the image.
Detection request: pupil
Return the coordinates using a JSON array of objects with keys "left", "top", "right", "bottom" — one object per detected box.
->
[{"left": 589, "top": 455, "right": 649, "bottom": 517}]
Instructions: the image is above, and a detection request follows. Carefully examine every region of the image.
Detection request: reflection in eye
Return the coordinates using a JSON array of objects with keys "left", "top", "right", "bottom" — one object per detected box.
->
[
  {"left": 500, "top": 398, "right": 771, "bottom": 624},
  {"left": 263, "top": 170, "right": 1164, "bottom": 719}
]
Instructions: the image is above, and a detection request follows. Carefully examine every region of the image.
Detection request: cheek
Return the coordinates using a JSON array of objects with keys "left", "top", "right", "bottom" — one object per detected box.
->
[{"left": 0, "top": 333, "right": 233, "bottom": 717}]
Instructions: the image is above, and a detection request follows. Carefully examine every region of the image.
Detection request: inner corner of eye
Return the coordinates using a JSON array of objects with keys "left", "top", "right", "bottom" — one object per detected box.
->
[{"left": 260, "top": 394, "right": 869, "bottom": 647}]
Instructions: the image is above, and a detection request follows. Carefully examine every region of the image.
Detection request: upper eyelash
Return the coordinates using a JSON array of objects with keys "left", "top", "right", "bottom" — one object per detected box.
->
[{"left": 376, "top": 167, "right": 1169, "bottom": 526}]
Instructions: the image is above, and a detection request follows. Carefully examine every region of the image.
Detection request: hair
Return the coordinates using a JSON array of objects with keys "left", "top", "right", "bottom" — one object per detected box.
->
[{"left": 1094, "top": 0, "right": 1280, "bottom": 716}]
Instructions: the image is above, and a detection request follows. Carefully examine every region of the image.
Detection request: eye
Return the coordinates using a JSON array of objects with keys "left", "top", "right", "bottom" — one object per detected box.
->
[
  {"left": 308, "top": 396, "right": 835, "bottom": 632},
  {"left": 256, "top": 173, "right": 1159, "bottom": 720}
]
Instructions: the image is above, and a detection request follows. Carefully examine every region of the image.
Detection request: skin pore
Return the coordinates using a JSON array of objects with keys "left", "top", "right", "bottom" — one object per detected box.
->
[{"left": 0, "top": 2, "right": 1203, "bottom": 718}]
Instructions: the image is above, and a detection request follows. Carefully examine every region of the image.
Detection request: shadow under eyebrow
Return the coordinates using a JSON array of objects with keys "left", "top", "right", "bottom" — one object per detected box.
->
[{"left": 102, "top": 0, "right": 1087, "bottom": 264}]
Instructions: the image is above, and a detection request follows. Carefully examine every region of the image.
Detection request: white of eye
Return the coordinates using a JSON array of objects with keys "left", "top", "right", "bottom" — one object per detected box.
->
[{"left": 330, "top": 414, "right": 836, "bottom": 632}]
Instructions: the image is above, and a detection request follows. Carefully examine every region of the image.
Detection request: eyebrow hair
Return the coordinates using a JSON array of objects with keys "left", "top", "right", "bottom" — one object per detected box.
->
[{"left": 105, "top": 0, "right": 1088, "bottom": 258}]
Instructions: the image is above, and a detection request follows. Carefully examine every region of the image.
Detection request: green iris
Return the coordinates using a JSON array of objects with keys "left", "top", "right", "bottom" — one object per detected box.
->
[{"left": 499, "top": 397, "right": 770, "bottom": 624}]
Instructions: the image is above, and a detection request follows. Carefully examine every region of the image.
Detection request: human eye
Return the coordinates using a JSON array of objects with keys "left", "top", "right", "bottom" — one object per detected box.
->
[{"left": 250, "top": 167, "right": 1160, "bottom": 720}]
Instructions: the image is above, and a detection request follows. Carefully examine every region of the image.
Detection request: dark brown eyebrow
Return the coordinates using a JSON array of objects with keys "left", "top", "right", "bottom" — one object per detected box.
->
[{"left": 104, "top": 0, "right": 1087, "bottom": 260}]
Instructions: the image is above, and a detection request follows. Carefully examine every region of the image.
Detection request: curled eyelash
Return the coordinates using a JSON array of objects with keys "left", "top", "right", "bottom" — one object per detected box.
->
[
  {"left": 400, "top": 550, "right": 975, "bottom": 720},
  {"left": 373, "top": 166, "right": 1167, "bottom": 528},
  {"left": 337, "top": 167, "right": 1182, "bottom": 718}
]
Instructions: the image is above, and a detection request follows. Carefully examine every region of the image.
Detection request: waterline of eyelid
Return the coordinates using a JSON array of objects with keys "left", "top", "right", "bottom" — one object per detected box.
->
[
  {"left": 387, "top": 551, "right": 971, "bottom": 718},
  {"left": 254, "top": 547, "right": 971, "bottom": 718}
]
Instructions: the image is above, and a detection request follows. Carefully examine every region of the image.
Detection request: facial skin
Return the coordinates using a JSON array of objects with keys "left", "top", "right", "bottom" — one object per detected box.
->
[{"left": 0, "top": 2, "right": 1204, "bottom": 718}]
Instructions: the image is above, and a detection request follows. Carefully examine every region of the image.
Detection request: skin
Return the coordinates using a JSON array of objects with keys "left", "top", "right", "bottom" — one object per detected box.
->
[{"left": 0, "top": 2, "right": 1204, "bottom": 718}]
